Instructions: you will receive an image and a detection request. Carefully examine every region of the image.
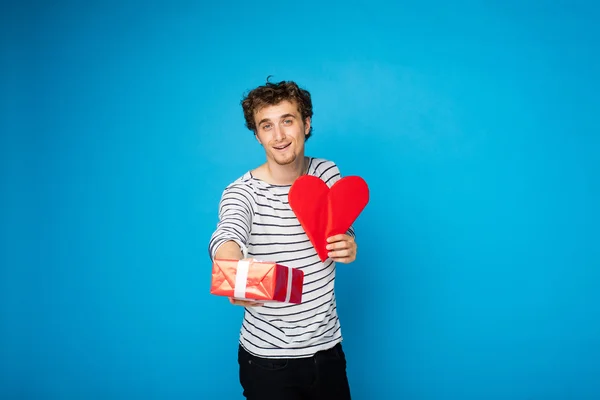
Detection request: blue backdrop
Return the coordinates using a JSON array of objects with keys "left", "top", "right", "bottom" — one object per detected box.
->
[{"left": 1, "top": 1, "right": 599, "bottom": 399}]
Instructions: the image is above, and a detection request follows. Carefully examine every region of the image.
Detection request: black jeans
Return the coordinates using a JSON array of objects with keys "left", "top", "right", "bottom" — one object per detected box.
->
[{"left": 238, "top": 343, "right": 352, "bottom": 400}]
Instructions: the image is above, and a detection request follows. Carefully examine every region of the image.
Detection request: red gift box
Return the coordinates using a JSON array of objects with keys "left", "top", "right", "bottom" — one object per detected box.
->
[{"left": 210, "top": 259, "right": 304, "bottom": 304}]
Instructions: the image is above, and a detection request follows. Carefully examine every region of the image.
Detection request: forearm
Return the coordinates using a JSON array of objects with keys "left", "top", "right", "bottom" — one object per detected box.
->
[{"left": 214, "top": 240, "right": 245, "bottom": 260}]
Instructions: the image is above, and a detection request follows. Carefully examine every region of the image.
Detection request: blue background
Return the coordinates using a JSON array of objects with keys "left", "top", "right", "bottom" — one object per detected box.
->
[{"left": 1, "top": 1, "right": 599, "bottom": 399}]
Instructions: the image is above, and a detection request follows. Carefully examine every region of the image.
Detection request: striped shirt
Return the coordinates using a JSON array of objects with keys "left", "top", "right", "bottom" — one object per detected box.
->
[{"left": 208, "top": 157, "right": 355, "bottom": 358}]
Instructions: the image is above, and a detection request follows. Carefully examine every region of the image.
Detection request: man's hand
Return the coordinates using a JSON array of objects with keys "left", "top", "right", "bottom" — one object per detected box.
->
[
  {"left": 229, "top": 297, "right": 264, "bottom": 307},
  {"left": 326, "top": 234, "right": 357, "bottom": 263},
  {"left": 225, "top": 255, "right": 264, "bottom": 307}
]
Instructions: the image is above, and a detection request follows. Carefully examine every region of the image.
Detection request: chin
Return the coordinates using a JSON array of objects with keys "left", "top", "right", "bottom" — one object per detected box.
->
[
  {"left": 275, "top": 159, "right": 295, "bottom": 166},
  {"left": 274, "top": 154, "right": 297, "bottom": 166}
]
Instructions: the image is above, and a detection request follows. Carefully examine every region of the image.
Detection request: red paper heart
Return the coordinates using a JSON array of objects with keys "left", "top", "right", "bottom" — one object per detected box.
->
[{"left": 288, "top": 175, "right": 369, "bottom": 262}]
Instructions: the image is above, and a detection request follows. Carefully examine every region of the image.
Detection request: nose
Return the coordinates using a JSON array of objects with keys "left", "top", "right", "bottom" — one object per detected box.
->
[{"left": 272, "top": 125, "right": 285, "bottom": 141}]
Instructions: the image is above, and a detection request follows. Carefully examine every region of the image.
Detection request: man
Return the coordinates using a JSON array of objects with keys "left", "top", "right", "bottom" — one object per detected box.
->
[{"left": 208, "top": 79, "right": 357, "bottom": 400}]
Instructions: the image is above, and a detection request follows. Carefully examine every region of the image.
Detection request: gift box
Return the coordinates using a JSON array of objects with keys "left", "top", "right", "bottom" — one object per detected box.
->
[{"left": 210, "top": 258, "right": 304, "bottom": 304}]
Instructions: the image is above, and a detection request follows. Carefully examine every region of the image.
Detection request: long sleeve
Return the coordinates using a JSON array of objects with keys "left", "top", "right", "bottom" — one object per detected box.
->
[{"left": 208, "top": 183, "right": 254, "bottom": 260}]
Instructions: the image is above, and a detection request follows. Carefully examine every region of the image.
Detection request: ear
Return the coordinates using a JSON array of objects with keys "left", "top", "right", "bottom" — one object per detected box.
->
[
  {"left": 304, "top": 117, "right": 311, "bottom": 136},
  {"left": 254, "top": 133, "right": 262, "bottom": 145}
]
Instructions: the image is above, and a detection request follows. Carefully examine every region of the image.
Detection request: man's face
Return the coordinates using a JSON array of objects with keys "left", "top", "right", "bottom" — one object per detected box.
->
[{"left": 254, "top": 100, "right": 311, "bottom": 166}]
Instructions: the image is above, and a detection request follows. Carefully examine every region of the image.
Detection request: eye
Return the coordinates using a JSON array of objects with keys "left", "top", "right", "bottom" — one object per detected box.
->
[
  {"left": 283, "top": 119, "right": 293, "bottom": 125},
  {"left": 262, "top": 124, "right": 272, "bottom": 130}
]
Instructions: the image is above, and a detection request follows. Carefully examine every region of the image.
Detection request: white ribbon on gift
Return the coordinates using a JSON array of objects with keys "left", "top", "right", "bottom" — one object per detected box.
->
[
  {"left": 285, "top": 265, "right": 293, "bottom": 303},
  {"left": 234, "top": 260, "right": 250, "bottom": 299},
  {"left": 233, "top": 259, "right": 296, "bottom": 303}
]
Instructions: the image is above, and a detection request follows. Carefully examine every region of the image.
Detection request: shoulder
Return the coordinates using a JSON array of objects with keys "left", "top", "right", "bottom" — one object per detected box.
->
[
  {"left": 220, "top": 172, "right": 257, "bottom": 200},
  {"left": 308, "top": 157, "right": 341, "bottom": 185},
  {"left": 224, "top": 171, "right": 253, "bottom": 190},
  {"left": 309, "top": 157, "right": 339, "bottom": 175}
]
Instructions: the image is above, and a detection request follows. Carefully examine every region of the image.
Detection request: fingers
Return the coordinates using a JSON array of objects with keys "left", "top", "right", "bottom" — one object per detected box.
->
[
  {"left": 330, "top": 256, "right": 355, "bottom": 264},
  {"left": 229, "top": 297, "right": 263, "bottom": 307},
  {"left": 327, "top": 234, "right": 353, "bottom": 243},
  {"left": 328, "top": 249, "right": 355, "bottom": 261},
  {"left": 326, "top": 235, "right": 354, "bottom": 250},
  {"left": 326, "top": 240, "right": 352, "bottom": 251},
  {"left": 326, "top": 238, "right": 357, "bottom": 263}
]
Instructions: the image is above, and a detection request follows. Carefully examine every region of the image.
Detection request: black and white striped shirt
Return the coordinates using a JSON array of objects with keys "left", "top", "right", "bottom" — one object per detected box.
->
[{"left": 208, "top": 157, "right": 355, "bottom": 358}]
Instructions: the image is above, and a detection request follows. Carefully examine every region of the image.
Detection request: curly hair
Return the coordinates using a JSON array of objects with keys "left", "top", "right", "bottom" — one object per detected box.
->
[{"left": 241, "top": 78, "right": 314, "bottom": 141}]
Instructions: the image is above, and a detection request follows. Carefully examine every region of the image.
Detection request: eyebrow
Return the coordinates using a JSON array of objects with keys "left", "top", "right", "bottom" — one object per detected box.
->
[{"left": 257, "top": 113, "right": 297, "bottom": 126}]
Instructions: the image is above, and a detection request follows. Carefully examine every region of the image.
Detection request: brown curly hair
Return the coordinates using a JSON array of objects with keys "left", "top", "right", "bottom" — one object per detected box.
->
[{"left": 241, "top": 78, "right": 314, "bottom": 141}]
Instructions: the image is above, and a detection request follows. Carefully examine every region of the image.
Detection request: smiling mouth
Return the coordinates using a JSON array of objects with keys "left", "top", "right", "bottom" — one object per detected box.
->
[{"left": 273, "top": 143, "right": 291, "bottom": 150}]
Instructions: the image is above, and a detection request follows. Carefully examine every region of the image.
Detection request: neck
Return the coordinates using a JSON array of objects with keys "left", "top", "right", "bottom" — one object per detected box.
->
[{"left": 264, "top": 156, "right": 307, "bottom": 186}]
